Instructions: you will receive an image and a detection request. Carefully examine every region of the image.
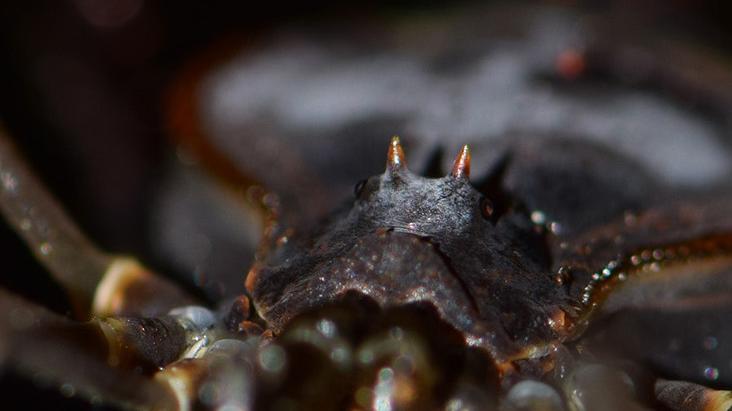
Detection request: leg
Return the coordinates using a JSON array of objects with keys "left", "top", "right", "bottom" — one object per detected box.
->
[
  {"left": 0, "top": 288, "right": 184, "bottom": 410},
  {"left": 0, "top": 126, "right": 197, "bottom": 318}
]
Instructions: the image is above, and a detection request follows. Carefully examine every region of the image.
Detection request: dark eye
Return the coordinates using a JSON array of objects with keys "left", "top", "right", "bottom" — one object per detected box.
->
[
  {"left": 480, "top": 197, "right": 495, "bottom": 220},
  {"left": 354, "top": 179, "right": 367, "bottom": 197}
]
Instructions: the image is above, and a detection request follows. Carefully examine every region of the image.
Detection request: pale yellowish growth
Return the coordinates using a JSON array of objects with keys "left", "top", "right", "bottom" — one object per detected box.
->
[
  {"left": 92, "top": 257, "right": 150, "bottom": 317},
  {"left": 704, "top": 389, "right": 732, "bottom": 411}
]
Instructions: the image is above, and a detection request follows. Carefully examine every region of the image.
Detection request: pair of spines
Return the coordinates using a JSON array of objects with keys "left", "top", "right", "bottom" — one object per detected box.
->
[{"left": 386, "top": 136, "right": 471, "bottom": 179}]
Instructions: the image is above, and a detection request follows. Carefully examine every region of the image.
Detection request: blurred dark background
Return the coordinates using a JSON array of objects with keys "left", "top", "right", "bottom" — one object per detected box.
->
[{"left": 0, "top": 0, "right": 730, "bottom": 409}]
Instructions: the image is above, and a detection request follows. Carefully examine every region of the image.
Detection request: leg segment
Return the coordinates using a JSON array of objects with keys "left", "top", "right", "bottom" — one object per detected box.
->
[{"left": 0, "top": 127, "right": 197, "bottom": 318}]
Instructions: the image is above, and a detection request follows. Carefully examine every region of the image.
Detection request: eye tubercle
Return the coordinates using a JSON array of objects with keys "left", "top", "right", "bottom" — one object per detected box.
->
[
  {"left": 450, "top": 144, "right": 471, "bottom": 179},
  {"left": 386, "top": 135, "right": 408, "bottom": 173}
]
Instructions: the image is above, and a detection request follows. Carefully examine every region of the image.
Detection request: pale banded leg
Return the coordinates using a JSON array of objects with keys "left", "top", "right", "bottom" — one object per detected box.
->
[
  {"left": 0, "top": 288, "right": 191, "bottom": 410},
  {"left": 0, "top": 127, "right": 196, "bottom": 318},
  {"left": 156, "top": 339, "right": 256, "bottom": 411},
  {"left": 656, "top": 380, "right": 732, "bottom": 411}
]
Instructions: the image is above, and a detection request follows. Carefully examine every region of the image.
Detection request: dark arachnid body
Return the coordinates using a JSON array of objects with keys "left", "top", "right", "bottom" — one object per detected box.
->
[
  {"left": 1, "top": 3, "right": 732, "bottom": 411},
  {"left": 250, "top": 139, "right": 566, "bottom": 364}
]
